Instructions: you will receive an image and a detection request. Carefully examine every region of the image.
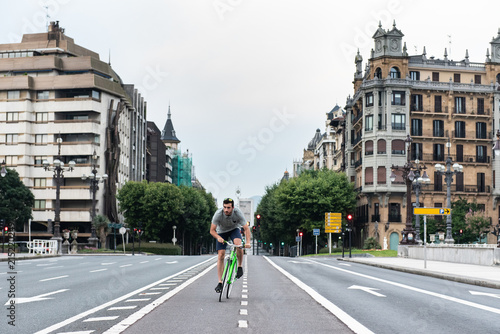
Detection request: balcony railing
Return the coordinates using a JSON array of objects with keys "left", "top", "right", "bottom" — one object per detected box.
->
[
  {"left": 426, "top": 184, "right": 491, "bottom": 193},
  {"left": 371, "top": 214, "right": 380, "bottom": 222},
  {"left": 388, "top": 214, "right": 402, "bottom": 222}
]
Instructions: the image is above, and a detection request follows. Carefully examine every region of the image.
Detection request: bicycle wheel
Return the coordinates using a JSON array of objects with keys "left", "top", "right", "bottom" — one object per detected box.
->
[
  {"left": 219, "top": 257, "right": 230, "bottom": 302},
  {"left": 226, "top": 258, "right": 237, "bottom": 299}
]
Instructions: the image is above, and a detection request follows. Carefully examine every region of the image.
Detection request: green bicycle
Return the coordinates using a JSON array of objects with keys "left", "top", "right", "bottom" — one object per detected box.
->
[{"left": 219, "top": 240, "right": 242, "bottom": 302}]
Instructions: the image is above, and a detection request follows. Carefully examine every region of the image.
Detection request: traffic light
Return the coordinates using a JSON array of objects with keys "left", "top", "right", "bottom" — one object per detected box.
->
[
  {"left": 3, "top": 225, "right": 8, "bottom": 233},
  {"left": 299, "top": 231, "right": 303, "bottom": 237},
  {"left": 346, "top": 214, "right": 353, "bottom": 225},
  {"left": 459, "top": 229, "right": 463, "bottom": 235},
  {"left": 252, "top": 226, "right": 256, "bottom": 233},
  {"left": 256, "top": 214, "right": 261, "bottom": 227}
]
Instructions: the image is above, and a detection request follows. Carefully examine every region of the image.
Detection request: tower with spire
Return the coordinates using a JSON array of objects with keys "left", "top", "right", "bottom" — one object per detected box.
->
[{"left": 161, "top": 104, "right": 180, "bottom": 150}]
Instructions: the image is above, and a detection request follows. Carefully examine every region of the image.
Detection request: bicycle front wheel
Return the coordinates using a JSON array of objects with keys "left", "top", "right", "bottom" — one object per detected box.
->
[
  {"left": 219, "top": 257, "right": 230, "bottom": 302},
  {"left": 226, "top": 258, "right": 237, "bottom": 299}
]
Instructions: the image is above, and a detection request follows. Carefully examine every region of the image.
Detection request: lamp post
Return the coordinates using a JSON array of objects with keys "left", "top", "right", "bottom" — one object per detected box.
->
[
  {"left": 434, "top": 140, "right": 463, "bottom": 244},
  {"left": 412, "top": 160, "right": 431, "bottom": 244},
  {"left": 172, "top": 225, "right": 177, "bottom": 245},
  {"left": 390, "top": 134, "right": 417, "bottom": 245},
  {"left": 1, "top": 160, "right": 6, "bottom": 177},
  {"left": 81, "top": 150, "right": 108, "bottom": 246},
  {"left": 43, "top": 136, "right": 75, "bottom": 252}
]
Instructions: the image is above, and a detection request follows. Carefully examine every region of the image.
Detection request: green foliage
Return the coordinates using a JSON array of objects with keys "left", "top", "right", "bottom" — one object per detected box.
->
[
  {"left": 465, "top": 209, "right": 491, "bottom": 243},
  {"left": 92, "top": 214, "right": 110, "bottom": 248},
  {"left": 256, "top": 168, "right": 356, "bottom": 250},
  {"left": 318, "top": 247, "right": 342, "bottom": 254},
  {"left": 363, "top": 237, "right": 381, "bottom": 249},
  {"left": 0, "top": 168, "right": 34, "bottom": 230},
  {"left": 124, "top": 242, "right": 181, "bottom": 255}
]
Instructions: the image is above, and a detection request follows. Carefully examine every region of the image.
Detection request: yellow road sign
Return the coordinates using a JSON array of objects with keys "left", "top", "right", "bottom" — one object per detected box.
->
[
  {"left": 413, "top": 207, "right": 451, "bottom": 215},
  {"left": 326, "top": 218, "right": 342, "bottom": 223},
  {"left": 325, "top": 222, "right": 341, "bottom": 227},
  {"left": 325, "top": 212, "right": 342, "bottom": 217},
  {"left": 325, "top": 229, "right": 341, "bottom": 233}
]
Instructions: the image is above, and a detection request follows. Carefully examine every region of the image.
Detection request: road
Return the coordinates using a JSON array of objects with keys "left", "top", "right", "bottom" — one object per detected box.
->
[{"left": 1, "top": 254, "right": 499, "bottom": 333}]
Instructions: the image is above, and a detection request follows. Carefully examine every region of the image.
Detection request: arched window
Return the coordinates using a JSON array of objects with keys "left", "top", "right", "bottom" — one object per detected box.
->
[
  {"left": 390, "top": 67, "right": 401, "bottom": 79},
  {"left": 496, "top": 73, "right": 500, "bottom": 86},
  {"left": 375, "top": 67, "right": 382, "bottom": 79}
]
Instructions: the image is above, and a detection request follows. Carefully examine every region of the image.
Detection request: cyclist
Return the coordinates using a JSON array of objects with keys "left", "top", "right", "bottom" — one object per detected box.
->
[{"left": 210, "top": 198, "right": 251, "bottom": 293}]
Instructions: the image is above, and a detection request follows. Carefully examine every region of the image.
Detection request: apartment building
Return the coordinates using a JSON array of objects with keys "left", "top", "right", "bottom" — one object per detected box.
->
[
  {"left": 0, "top": 22, "right": 146, "bottom": 238},
  {"left": 344, "top": 22, "right": 500, "bottom": 249}
]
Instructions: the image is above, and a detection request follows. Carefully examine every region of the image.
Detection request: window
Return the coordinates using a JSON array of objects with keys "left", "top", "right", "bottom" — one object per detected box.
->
[
  {"left": 433, "top": 143, "right": 444, "bottom": 161},
  {"left": 477, "top": 98, "right": 484, "bottom": 114},
  {"left": 365, "top": 167, "right": 373, "bottom": 185},
  {"left": 5, "top": 156, "right": 18, "bottom": 165},
  {"left": 6, "top": 134, "right": 18, "bottom": 144},
  {"left": 434, "top": 95, "right": 442, "bottom": 112},
  {"left": 34, "top": 178, "right": 46, "bottom": 188},
  {"left": 37, "top": 91, "right": 49, "bottom": 100},
  {"left": 433, "top": 120, "right": 444, "bottom": 137},
  {"left": 7, "top": 91, "right": 20, "bottom": 99},
  {"left": 6, "top": 112, "right": 19, "bottom": 122},
  {"left": 432, "top": 72, "right": 439, "bottom": 82},
  {"left": 378, "top": 91, "right": 383, "bottom": 106},
  {"left": 434, "top": 171, "right": 443, "bottom": 191},
  {"left": 377, "top": 167, "right": 386, "bottom": 184},
  {"left": 456, "top": 145, "right": 463, "bottom": 162},
  {"left": 391, "top": 114, "right": 406, "bottom": 130},
  {"left": 411, "top": 94, "right": 423, "bottom": 111},
  {"left": 455, "top": 121, "right": 466, "bottom": 138},
  {"left": 92, "top": 90, "right": 100, "bottom": 100},
  {"left": 474, "top": 75, "right": 481, "bottom": 84},
  {"left": 377, "top": 139, "right": 386, "bottom": 154},
  {"left": 454, "top": 73, "right": 461, "bottom": 83},
  {"left": 34, "top": 156, "right": 44, "bottom": 165},
  {"left": 35, "top": 134, "right": 48, "bottom": 144},
  {"left": 392, "top": 139, "right": 405, "bottom": 155},
  {"left": 390, "top": 67, "right": 401, "bottom": 79},
  {"left": 410, "top": 71, "right": 420, "bottom": 80},
  {"left": 455, "top": 97, "right": 466, "bottom": 113},
  {"left": 411, "top": 143, "right": 423, "bottom": 160},
  {"left": 34, "top": 200, "right": 46, "bottom": 210},
  {"left": 374, "top": 68, "right": 382, "bottom": 79},
  {"left": 377, "top": 114, "right": 385, "bottom": 129},
  {"left": 477, "top": 173, "right": 485, "bottom": 192},
  {"left": 366, "top": 93, "right": 374, "bottom": 107},
  {"left": 411, "top": 119, "right": 422, "bottom": 136},
  {"left": 476, "top": 122, "right": 487, "bottom": 139},
  {"left": 365, "top": 115, "right": 373, "bottom": 131},
  {"left": 476, "top": 145, "right": 487, "bottom": 163},
  {"left": 365, "top": 140, "right": 373, "bottom": 155},
  {"left": 389, "top": 203, "right": 401, "bottom": 222},
  {"left": 36, "top": 112, "right": 48, "bottom": 122},
  {"left": 391, "top": 91, "right": 405, "bottom": 105},
  {"left": 456, "top": 172, "right": 464, "bottom": 192}
]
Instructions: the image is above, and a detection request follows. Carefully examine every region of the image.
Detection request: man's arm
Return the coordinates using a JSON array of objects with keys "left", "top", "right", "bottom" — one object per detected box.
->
[
  {"left": 242, "top": 224, "right": 251, "bottom": 248},
  {"left": 210, "top": 223, "right": 224, "bottom": 244}
]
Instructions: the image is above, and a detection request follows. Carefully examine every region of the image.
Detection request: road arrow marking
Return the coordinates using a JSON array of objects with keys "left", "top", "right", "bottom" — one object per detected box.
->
[
  {"left": 5, "top": 289, "right": 69, "bottom": 305},
  {"left": 348, "top": 285, "right": 386, "bottom": 297},
  {"left": 469, "top": 291, "right": 500, "bottom": 299}
]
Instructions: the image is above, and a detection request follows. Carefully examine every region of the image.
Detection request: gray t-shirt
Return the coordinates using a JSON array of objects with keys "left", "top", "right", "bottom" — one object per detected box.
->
[{"left": 211, "top": 207, "right": 246, "bottom": 233}]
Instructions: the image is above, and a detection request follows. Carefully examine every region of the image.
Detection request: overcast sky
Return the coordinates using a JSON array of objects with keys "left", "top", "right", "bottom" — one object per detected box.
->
[{"left": 2, "top": 0, "right": 500, "bottom": 205}]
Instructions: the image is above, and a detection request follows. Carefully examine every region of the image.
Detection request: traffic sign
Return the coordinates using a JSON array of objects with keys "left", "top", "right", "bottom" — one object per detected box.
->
[
  {"left": 325, "top": 212, "right": 342, "bottom": 217},
  {"left": 313, "top": 229, "right": 320, "bottom": 236},
  {"left": 413, "top": 208, "right": 451, "bottom": 215}
]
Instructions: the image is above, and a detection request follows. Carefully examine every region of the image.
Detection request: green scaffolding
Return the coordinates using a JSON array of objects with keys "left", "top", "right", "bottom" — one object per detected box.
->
[{"left": 172, "top": 149, "right": 192, "bottom": 187}]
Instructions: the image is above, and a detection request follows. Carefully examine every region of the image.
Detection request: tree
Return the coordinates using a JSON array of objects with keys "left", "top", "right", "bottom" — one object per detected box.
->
[
  {"left": 92, "top": 214, "right": 110, "bottom": 248},
  {"left": 465, "top": 209, "right": 491, "bottom": 243},
  {"left": 0, "top": 168, "right": 34, "bottom": 230}
]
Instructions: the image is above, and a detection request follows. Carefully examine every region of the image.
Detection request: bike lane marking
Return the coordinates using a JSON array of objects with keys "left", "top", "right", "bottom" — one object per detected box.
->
[
  {"left": 238, "top": 255, "right": 249, "bottom": 329},
  {"left": 304, "top": 258, "right": 500, "bottom": 315}
]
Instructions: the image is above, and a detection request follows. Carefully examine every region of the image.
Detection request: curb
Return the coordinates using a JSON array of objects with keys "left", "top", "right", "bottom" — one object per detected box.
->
[{"left": 338, "top": 258, "right": 500, "bottom": 289}]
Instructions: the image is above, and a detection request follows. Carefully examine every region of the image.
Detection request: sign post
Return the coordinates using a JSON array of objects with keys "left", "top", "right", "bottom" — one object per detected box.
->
[
  {"left": 313, "top": 229, "right": 320, "bottom": 254},
  {"left": 325, "top": 213, "right": 342, "bottom": 255}
]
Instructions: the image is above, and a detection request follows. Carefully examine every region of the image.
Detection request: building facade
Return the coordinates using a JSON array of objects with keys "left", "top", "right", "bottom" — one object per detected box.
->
[
  {"left": 0, "top": 22, "right": 146, "bottom": 238},
  {"left": 344, "top": 22, "right": 500, "bottom": 249}
]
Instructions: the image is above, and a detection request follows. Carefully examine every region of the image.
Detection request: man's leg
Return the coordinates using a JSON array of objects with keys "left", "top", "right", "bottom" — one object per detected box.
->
[
  {"left": 233, "top": 237, "right": 244, "bottom": 278},
  {"left": 217, "top": 249, "right": 225, "bottom": 282}
]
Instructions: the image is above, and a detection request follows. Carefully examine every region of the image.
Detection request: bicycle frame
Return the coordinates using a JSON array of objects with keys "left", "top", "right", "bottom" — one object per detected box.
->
[{"left": 219, "top": 240, "right": 242, "bottom": 301}]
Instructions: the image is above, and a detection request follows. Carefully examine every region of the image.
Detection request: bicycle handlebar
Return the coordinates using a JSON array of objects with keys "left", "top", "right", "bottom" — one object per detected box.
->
[{"left": 224, "top": 240, "right": 243, "bottom": 248}]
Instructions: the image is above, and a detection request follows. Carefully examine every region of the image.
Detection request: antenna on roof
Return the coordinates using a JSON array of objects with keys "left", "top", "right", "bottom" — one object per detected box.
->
[
  {"left": 108, "top": 49, "right": 111, "bottom": 65},
  {"left": 44, "top": 6, "right": 50, "bottom": 32},
  {"left": 448, "top": 35, "right": 452, "bottom": 58}
]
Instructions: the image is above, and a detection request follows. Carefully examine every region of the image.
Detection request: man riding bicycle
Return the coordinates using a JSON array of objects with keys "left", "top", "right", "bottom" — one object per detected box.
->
[{"left": 210, "top": 198, "right": 251, "bottom": 293}]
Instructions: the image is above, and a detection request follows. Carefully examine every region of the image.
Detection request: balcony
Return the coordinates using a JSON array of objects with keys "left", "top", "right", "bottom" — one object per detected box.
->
[
  {"left": 371, "top": 214, "right": 380, "bottom": 222},
  {"left": 388, "top": 214, "right": 402, "bottom": 222},
  {"left": 427, "top": 184, "right": 491, "bottom": 193}
]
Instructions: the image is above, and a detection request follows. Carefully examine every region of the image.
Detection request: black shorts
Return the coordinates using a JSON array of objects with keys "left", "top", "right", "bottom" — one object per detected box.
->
[{"left": 216, "top": 228, "right": 242, "bottom": 251}]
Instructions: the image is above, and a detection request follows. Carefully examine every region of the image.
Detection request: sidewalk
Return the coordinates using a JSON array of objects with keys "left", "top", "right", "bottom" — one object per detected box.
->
[
  {"left": 0, "top": 252, "right": 60, "bottom": 261},
  {"left": 338, "top": 256, "right": 500, "bottom": 289}
]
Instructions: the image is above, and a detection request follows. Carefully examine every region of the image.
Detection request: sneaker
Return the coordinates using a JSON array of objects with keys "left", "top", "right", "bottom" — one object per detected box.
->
[
  {"left": 236, "top": 266, "right": 243, "bottom": 279},
  {"left": 215, "top": 282, "right": 223, "bottom": 293}
]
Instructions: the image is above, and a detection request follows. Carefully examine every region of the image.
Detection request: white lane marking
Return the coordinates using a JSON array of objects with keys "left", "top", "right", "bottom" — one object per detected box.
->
[
  {"left": 44, "top": 266, "right": 64, "bottom": 270},
  {"left": 37, "top": 264, "right": 52, "bottom": 266},
  {"left": 101, "top": 262, "right": 116, "bottom": 265},
  {"left": 108, "top": 306, "right": 137, "bottom": 311},
  {"left": 159, "top": 283, "right": 177, "bottom": 286},
  {"left": 125, "top": 299, "right": 150, "bottom": 302},
  {"left": 242, "top": 294, "right": 248, "bottom": 299},
  {"left": 241, "top": 301, "right": 248, "bottom": 306},
  {"left": 90, "top": 269, "right": 107, "bottom": 273},
  {"left": 140, "top": 261, "right": 149, "bottom": 264},
  {"left": 40, "top": 275, "right": 68, "bottom": 282},
  {"left": 240, "top": 309, "right": 248, "bottom": 315},
  {"left": 238, "top": 320, "right": 248, "bottom": 328},
  {"left": 287, "top": 260, "right": 314, "bottom": 264},
  {"left": 34, "top": 256, "right": 216, "bottom": 334},
  {"left": 165, "top": 261, "right": 178, "bottom": 264},
  {"left": 242, "top": 289, "right": 248, "bottom": 293},
  {"left": 102, "top": 260, "right": 217, "bottom": 334},
  {"left": 138, "top": 292, "right": 161, "bottom": 295},
  {"left": 150, "top": 287, "right": 170, "bottom": 290},
  {"left": 5, "top": 289, "right": 69, "bottom": 305},
  {"left": 57, "top": 331, "right": 94, "bottom": 334},
  {"left": 338, "top": 263, "right": 351, "bottom": 266},
  {"left": 154, "top": 258, "right": 162, "bottom": 261},
  {"left": 469, "top": 291, "right": 500, "bottom": 299},
  {"left": 83, "top": 316, "right": 119, "bottom": 322},
  {"left": 348, "top": 285, "right": 386, "bottom": 297},
  {"left": 303, "top": 258, "right": 500, "bottom": 315},
  {"left": 265, "top": 257, "right": 374, "bottom": 334},
  {"left": 120, "top": 264, "right": 132, "bottom": 268}
]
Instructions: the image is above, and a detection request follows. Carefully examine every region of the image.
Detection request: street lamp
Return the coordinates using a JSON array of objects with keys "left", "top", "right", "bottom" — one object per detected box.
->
[
  {"left": 493, "top": 129, "right": 500, "bottom": 156},
  {"left": 1, "top": 160, "right": 6, "bottom": 177},
  {"left": 434, "top": 140, "right": 463, "bottom": 244},
  {"left": 81, "top": 150, "right": 108, "bottom": 246},
  {"left": 43, "top": 136, "right": 75, "bottom": 251},
  {"left": 172, "top": 225, "right": 177, "bottom": 245},
  {"left": 412, "top": 160, "right": 431, "bottom": 244},
  {"left": 390, "top": 134, "right": 418, "bottom": 244}
]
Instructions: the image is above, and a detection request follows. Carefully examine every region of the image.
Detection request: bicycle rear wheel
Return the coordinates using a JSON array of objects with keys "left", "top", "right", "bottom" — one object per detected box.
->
[
  {"left": 226, "top": 258, "right": 237, "bottom": 299},
  {"left": 219, "top": 257, "right": 230, "bottom": 302}
]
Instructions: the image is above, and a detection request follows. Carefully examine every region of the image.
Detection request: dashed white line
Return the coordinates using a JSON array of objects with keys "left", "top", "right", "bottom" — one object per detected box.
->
[
  {"left": 108, "top": 306, "right": 137, "bottom": 311},
  {"left": 140, "top": 261, "right": 149, "bottom": 264},
  {"left": 242, "top": 289, "right": 248, "bottom": 293},
  {"left": 39, "top": 275, "right": 68, "bottom": 282},
  {"left": 241, "top": 301, "right": 248, "bottom": 306},
  {"left": 90, "top": 269, "right": 107, "bottom": 273},
  {"left": 242, "top": 294, "right": 248, "bottom": 299},
  {"left": 150, "top": 287, "right": 170, "bottom": 290},
  {"left": 240, "top": 309, "right": 248, "bottom": 315},
  {"left": 139, "top": 292, "right": 161, "bottom": 295},
  {"left": 120, "top": 264, "right": 132, "bottom": 268},
  {"left": 101, "top": 262, "right": 116, "bottom": 265},
  {"left": 57, "top": 331, "right": 94, "bottom": 334},
  {"left": 83, "top": 316, "right": 119, "bottom": 322},
  {"left": 238, "top": 320, "right": 248, "bottom": 328},
  {"left": 125, "top": 299, "right": 150, "bottom": 302},
  {"left": 159, "top": 283, "right": 177, "bottom": 286}
]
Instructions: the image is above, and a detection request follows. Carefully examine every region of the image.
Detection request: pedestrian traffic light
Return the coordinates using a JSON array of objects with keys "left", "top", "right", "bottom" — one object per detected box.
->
[{"left": 299, "top": 231, "right": 303, "bottom": 237}]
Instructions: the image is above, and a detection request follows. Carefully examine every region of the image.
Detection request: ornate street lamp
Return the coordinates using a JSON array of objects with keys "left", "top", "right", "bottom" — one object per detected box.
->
[
  {"left": 412, "top": 160, "right": 430, "bottom": 244},
  {"left": 81, "top": 150, "right": 108, "bottom": 246},
  {"left": 1, "top": 160, "right": 6, "bottom": 177},
  {"left": 390, "top": 134, "right": 418, "bottom": 245},
  {"left": 43, "top": 136, "right": 75, "bottom": 252},
  {"left": 434, "top": 140, "right": 463, "bottom": 244}
]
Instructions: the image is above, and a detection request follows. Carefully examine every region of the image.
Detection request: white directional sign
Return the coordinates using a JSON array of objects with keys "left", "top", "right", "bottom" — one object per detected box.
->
[
  {"left": 5, "top": 289, "right": 69, "bottom": 305},
  {"left": 348, "top": 285, "right": 386, "bottom": 297}
]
